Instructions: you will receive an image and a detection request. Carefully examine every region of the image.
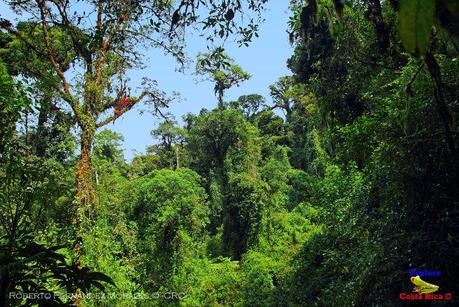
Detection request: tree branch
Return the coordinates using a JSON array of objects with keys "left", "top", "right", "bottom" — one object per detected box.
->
[
  {"left": 36, "top": 0, "right": 82, "bottom": 122},
  {"left": 405, "top": 62, "right": 425, "bottom": 97},
  {"left": 95, "top": 90, "right": 168, "bottom": 128},
  {"left": 48, "top": 0, "right": 92, "bottom": 64},
  {"left": 94, "top": 7, "right": 128, "bottom": 85},
  {"left": 1, "top": 16, "right": 83, "bottom": 125},
  {"left": 0, "top": 21, "right": 47, "bottom": 58},
  {"left": 97, "top": 0, "right": 103, "bottom": 32}
]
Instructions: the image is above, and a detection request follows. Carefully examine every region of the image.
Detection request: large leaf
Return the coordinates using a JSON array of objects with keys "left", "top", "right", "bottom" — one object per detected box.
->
[
  {"left": 399, "top": 0, "right": 436, "bottom": 55},
  {"left": 85, "top": 271, "right": 116, "bottom": 288}
]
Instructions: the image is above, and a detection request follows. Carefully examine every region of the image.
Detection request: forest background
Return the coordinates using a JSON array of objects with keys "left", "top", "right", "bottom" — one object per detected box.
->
[{"left": 1, "top": 0, "right": 458, "bottom": 306}]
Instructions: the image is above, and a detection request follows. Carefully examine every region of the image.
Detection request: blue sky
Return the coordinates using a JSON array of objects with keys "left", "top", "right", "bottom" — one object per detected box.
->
[
  {"left": 1, "top": 1, "right": 293, "bottom": 161},
  {"left": 110, "top": 1, "right": 293, "bottom": 160}
]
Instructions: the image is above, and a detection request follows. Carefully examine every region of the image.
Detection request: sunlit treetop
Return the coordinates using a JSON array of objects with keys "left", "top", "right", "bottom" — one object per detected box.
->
[{"left": 0, "top": 0, "right": 269, "bottom": 129}]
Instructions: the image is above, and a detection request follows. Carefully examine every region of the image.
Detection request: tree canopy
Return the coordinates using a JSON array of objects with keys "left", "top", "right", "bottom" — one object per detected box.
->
[{"left": 1, "top": 0, "right": 459, "bottom": 306}]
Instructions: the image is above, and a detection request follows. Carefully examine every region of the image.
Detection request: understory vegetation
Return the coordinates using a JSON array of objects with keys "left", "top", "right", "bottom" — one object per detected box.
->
[{"left": 1, "top": 0, "right": 458, "bottom": 306}]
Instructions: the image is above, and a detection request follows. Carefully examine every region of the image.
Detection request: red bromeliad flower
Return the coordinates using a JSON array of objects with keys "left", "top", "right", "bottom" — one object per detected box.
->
[
  {"left": 115, "top": 97, "right": 130, "bottom": 114},
  {"left": 113, "top": 97, "right": 131, "bottom": 123}
]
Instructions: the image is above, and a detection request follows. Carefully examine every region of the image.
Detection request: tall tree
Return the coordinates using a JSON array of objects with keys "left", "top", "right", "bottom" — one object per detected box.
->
[
  {"left": 228, "top": 94, "right": 267, "bottom": 119},
  {"left": 151, "top": 119, "right": 185, "bottom": 169},
  {"left": 0, "top": 0, "right": 268, "bottom": 278},
  {"left": 196, "top": 49, "right": 251, "bottom": 109}
]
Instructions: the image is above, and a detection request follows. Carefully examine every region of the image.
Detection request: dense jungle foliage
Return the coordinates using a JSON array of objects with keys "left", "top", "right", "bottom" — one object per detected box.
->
[{"left": 1, "top": 0, "right": 458, "bottom": 306}]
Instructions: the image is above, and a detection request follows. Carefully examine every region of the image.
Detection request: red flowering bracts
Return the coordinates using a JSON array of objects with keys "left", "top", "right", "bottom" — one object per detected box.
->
[{"left": 113, "top": 97, "right": 131, "bottom": 123}]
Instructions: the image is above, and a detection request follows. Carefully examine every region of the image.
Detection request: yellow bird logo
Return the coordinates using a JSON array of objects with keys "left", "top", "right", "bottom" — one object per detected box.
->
[{"left": 410, "top": 275, "right": 439, "bottom": 294}]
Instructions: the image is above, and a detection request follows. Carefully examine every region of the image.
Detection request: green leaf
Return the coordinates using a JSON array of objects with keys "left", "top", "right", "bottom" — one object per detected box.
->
[
  {"left": 86, "top": 272, "right": 116, "bottom": 287},
  {"left": 399, "top": 0, "right": 435, "bottom": 55}
]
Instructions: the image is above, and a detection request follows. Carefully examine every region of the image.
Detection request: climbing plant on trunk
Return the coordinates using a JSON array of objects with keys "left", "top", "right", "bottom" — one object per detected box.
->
[{"left": 0, "top": 0, "right": 269, "bottom": 292}]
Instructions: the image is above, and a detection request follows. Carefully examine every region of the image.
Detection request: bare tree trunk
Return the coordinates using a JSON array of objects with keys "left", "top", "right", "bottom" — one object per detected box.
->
[
  {"left": 218, "top": 89, "right": 225, "bottom": 110},
  {"left": 175, "top": 146, "right": 180, "bottom": 170}
]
